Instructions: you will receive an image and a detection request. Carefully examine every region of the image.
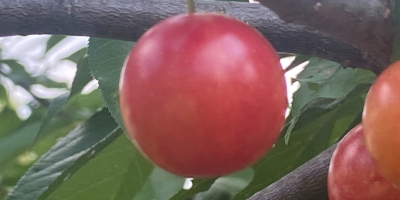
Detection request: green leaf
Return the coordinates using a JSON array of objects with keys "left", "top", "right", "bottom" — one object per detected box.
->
[
  {"left": 88, "top": 37, "right": 133, "bottom": 129},
  {"left": 233, "top": 86, "right": 368, "bottom": 200},
  {"left": 133, "top": 168, "right": 185, "bottom": 200},
  {"left": 69, "top": 57, "right": 93, "bottom": 98},
  {"left": 285, "top": 58, "right": 375, "bottom": 142},
  {"left": 44, "top": 135, "right": 153, "bottom": 200},
  {"left": 33, "top": 57, "right": 94, "bottom": 144},
  {"left": 192, "top": 168, "right": 254, "bottom": 200},
  {"left": 0, "top": 83, "right": 7, "bottom": 105},
  {"left": 327, "top": 85, "right": 370, "bottom": 143},
  {"left": 7, "top": 109, "right": 120, "bottom": 200},
  {"left": 62, "top": 90, "right": 104, "bottom": 121},
  {"left": 0, "top": 113, "right": 82, "bottom": 195},
  {"left": 171, "top": 179, "right": 216, "bottom": 200},
  {"left": 284, "top": 117, "right": 298, "bottom": 144},
  {"left": 62, "top": 48, "right": 88, "bottom": 64},
  {"left": 0, "top": 122, "right": 41, "bottom": 171},
  {"left": 45, "top": 35, "right": 67, "bottom": 53},
  {"left": 0, "top": 107, "right": 22, "bottom": 138},
  {"left": 356, "top": 69, "right": 376, "bottom": 85},
  {"left": 32, "top": 93, "right": 69, "bottom": 144}
]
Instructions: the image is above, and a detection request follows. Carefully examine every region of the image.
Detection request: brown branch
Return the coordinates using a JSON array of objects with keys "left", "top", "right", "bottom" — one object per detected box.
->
[
  {"left": 0, "top": 0, "right": 386, "bottom": 72},
  {"left": 258, "top": 0, "right": 396, "bottom": 73}
]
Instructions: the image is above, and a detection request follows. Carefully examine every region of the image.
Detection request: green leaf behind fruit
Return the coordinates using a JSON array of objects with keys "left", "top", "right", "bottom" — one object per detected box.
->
[
  {"left": 7, "top": 109, "right": 120, "bottom": 200},
  {"left": 87, "top": 37, "right": 133, "bottom": 130}
]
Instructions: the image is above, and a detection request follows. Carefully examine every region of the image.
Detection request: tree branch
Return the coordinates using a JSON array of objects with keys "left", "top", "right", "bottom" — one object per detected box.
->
[
  {"left": 0, "top": 0, "right": 385, "bottom": 72},
  {"left": 258, "top": 0, "right": 396, "bottom": 73}
]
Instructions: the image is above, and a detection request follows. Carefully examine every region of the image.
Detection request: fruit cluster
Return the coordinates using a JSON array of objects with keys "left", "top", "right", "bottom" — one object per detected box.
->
[
  {"left": 328, "top": 61, "right": 400, "bottom": 199},
  {"left": 118, "top": 7, "right": 400, "bottom": 199}
]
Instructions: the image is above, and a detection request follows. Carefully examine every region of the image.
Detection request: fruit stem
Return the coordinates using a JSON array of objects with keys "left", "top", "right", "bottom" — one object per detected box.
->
[{"left": 187, "top": 0, "right": 196, "bottom": 13}]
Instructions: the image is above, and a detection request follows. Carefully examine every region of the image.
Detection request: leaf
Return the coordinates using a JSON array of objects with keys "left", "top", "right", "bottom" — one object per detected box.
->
[
  {"left": 62, "top": 90, "right": 104, "bottom": 121},
  {"left": 33, "top": 57, "right": 93, "bottom": 144},
  {"left": 133, "top": 168, "right": 186, "bottom": 200},
  {"left": 0, "top": 107, "right": 22, "bottom": 138},
  {"left": 327, "top": 85, "right": 370, "bottom": 143},
  {"left": 87, "top": 37, "right": 134, "bottom": 129},
  {"left": 285, "top": 58, "right": 375, "bottom": 142},
  {"left": 192, "top": 168, "right": 254, "bottom": 200},
  {"left": 0, "top": 112, "right": 84, "bottom": 195},
  {"left": 284, "top": 117, "right": 298, "bottom": 144},
  {"left": 233, "top": 85, "right": 368, "bottom": 200},
  {"left": 171, "top": 179, "right": 216, "bottom": 200},
  {"left": 7, "top": 109, "right": 120, "bottom": 200},
  {"left": 87, "top": 38, "right": 164, "bottom": 200},
  {"left": 69, "top": 57, "right": 93, "bottom": 98},
  {"left": 0, "top": 83, "right": 7, "bottom": 105},
  {"left": 32, "top": 93, "right": 69, "bottom": 143},
  {"left": 0, "top": 122, "right": 41, "bottom": 171},
  {"left": 356, "top": 69, "right": 376, "bottom": 85},
  {"left": 44, "top": 135, "right": 153, "bottom": 200},
  {"left": 62, "top": 48, "right": 88, "bottom": 64},
  {"left": 45, "top": 35, "right": 67, "bottom": 53}
]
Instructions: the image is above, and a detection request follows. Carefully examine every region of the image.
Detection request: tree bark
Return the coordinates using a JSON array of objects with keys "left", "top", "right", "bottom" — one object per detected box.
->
[
  {"left": 258, "top": 0, "right": 396, "bottom": 73},
  {"left": 0, "top": 0, "right": 388, "bottom": 72}
]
